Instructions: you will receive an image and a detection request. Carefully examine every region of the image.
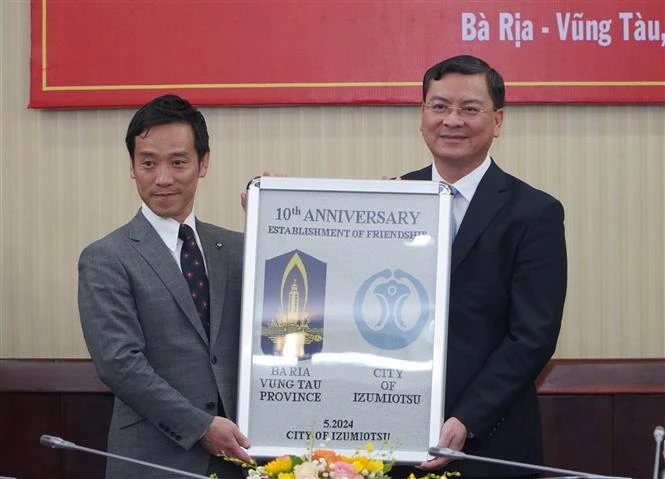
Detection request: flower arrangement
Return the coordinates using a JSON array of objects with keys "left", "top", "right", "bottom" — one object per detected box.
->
[
  {"left": 249, "top": 443, "right": 389, "bottom": 479},
  {"left": 214, "top": 443, "right": 460, "bottom": 479}
]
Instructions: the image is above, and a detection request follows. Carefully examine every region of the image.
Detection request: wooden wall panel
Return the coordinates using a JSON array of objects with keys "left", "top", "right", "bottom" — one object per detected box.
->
[
  {"left": 539, "top": 395, "right": 613, "bottom": 475},
  {"left": 614, "top": 395, "right": 665, "bottom": 479},
  {"left": 61, "top": 394, "right": 112, "bottom": 479},
  {"left": 0, "top": 393, "right": 112, "bottom": 479},
  {"left": 537, "top": 359, "right": 665, "bottom": 394},
  {"left": 0, "top": 394, "right": 62, "bottom": 478}
]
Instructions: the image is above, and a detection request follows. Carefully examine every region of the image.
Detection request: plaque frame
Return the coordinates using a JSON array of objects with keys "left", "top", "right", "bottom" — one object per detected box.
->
[{"left": 238, "top": 177, "right": 453, "bottom": 463}]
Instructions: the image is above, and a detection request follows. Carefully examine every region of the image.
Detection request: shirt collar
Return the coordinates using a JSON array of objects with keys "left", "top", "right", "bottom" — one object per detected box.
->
[
  {"left": 431, "top": 155, "right": 492, "bottom": 202},
  {"left": 140, "top": 203, "right": 197, "bottom": 254}
]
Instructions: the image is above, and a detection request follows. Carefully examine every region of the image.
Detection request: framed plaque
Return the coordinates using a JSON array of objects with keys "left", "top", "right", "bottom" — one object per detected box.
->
[{"left": 238, "top": 177, "right": 454, "bottom": 463}]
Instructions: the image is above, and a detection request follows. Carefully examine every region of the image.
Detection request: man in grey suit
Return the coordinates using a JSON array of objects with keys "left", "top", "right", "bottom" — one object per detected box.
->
[{"left": 79, "top": 94, "right": 251, "bottom": 478}]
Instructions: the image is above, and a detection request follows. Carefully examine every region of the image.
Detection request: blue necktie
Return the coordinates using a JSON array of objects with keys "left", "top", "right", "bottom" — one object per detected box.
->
[
  {"left": 445, "top": 183, "right": 460, "bottom": 239},
  {"left": 179, "top": 224, "right": 210, "bottom": 337}
]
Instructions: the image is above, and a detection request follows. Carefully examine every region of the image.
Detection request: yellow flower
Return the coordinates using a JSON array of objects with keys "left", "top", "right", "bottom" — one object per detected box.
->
[
  {"left": 352, "top": 458, "right": 368, "bottom": 473},
  {"left": 365, "top": 459, "right": 384, "bottom": 473},
  {"left": 264, "top": 455, "right": 293, "bottom": 475},
  {"left": 278, "top": 472, "right": 295, "bottom": 479}
]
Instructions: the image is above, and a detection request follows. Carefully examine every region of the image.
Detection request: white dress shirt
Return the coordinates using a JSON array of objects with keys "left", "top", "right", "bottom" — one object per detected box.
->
[
  {"left": 140, "top": 203, "right": 207, "bottom": 272},
  {"left": 431, "top": 155, "right": 491, "bottom": 234}
]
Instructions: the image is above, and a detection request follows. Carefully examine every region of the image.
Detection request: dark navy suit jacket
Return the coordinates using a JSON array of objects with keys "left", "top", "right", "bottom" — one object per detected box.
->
[{"left": 402, "top": 161, "right": 567, "bottom": 477}]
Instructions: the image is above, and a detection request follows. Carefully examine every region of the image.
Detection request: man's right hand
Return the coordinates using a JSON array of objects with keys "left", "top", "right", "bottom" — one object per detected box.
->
[
  {"left": 200, "top": 416, "right": 253, "bottom": 464},
  {"left": 241, "top": 172, "right": 286, "bottom": 212}
]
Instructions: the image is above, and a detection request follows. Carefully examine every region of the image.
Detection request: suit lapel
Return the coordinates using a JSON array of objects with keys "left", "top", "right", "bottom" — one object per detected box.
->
[
  {"left": 128, "top": 212, "right": 209, "bottom": 344},
  {"left": 451, "top": 161, "right": 509, "bottom": 272},
  {"left": 198, "top": 221, "right": 228, "bottom": 344}
]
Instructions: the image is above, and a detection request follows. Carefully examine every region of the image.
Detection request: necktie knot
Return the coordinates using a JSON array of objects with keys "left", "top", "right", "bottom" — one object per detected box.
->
[{"left": 179, "top": 224, "right": 195, "bottom": 242}]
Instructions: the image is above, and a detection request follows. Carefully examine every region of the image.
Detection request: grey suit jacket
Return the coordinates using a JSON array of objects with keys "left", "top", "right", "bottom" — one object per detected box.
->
[{"left": 79, "top": 211, "right": 244, "bottom": 478}]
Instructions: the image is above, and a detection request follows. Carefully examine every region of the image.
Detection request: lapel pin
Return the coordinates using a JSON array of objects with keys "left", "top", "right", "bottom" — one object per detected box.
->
[{"left": 216, "top": 242, "right": 223, "bottom": 249}]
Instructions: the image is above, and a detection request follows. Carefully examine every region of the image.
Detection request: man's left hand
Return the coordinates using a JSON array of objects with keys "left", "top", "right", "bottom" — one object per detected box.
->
[
  {"left": 200, "top": 416, "right": 253, "bottom": 464},
  {"left": 418, "top": 416, "right": 467, "bottom": 471}
]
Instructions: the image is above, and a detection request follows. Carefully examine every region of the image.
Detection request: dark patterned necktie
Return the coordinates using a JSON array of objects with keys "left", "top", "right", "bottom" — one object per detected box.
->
[{"left": 179, "top": 224, "right": 210, "bottom": 337}]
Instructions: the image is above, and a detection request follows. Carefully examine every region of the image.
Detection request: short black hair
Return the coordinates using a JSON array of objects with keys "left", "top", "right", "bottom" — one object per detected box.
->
[
  {"left": 125, "top": 94, "right": 210, "bottom": 161},
  {"left": 422, "top": 55, "right": 505, "bottom": 110}
]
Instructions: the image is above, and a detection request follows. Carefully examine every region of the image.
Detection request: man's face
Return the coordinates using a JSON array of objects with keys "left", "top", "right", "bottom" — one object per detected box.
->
[
  {"left": 420, "top": 72, "right": 503, "bottom": 172},
  {"left": 130, "top": 122, "right": 208, "bottom": 223}
]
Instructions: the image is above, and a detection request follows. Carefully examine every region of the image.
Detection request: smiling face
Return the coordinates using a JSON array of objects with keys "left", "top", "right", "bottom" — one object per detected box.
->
[
  {"left": 129, "top": 122, "right": 209, "bottom": 223},
  {"left": 421, "top": 72, "right": 503, "bottom": 181}
]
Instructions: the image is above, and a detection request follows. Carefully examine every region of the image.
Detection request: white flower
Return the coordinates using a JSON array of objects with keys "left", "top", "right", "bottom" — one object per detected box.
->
[{"left": 294, "top": 461, "right": 320, "bottom": 479}]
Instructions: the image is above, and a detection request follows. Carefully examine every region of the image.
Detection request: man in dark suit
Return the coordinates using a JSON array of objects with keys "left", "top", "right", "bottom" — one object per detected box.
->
[
  {"left": 402, "top": 55, "right": 567, "bottom": 478},
  {"left": 78, "top": 94, "right": 251, "bottom": 478}
]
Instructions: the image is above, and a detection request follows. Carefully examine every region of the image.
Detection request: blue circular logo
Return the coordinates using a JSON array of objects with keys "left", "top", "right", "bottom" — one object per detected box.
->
[{"left": 353, "top": 269, "right": 430, "bottom": 349}]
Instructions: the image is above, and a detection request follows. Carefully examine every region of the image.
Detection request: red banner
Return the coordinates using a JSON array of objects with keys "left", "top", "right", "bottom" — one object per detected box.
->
[{"left": 30, "top": 0, "right": 665, "bottom": 108}]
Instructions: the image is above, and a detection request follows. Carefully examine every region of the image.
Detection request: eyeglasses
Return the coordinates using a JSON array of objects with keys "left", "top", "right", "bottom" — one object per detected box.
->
[{"left": 422, "top": 102, "right": 492, "bottom": 118}]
